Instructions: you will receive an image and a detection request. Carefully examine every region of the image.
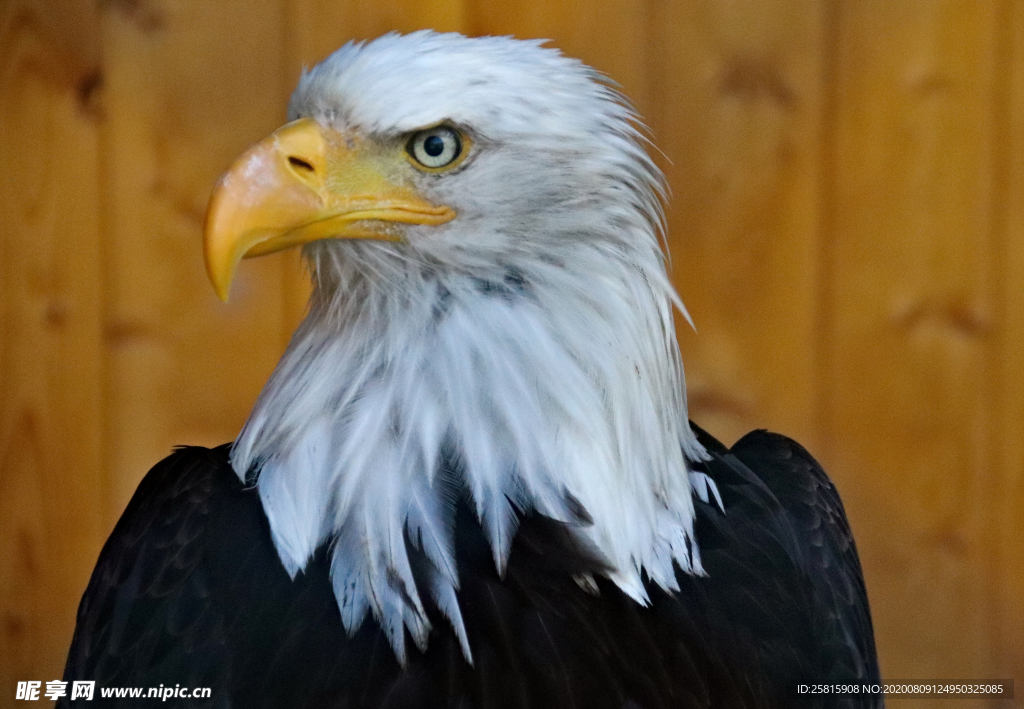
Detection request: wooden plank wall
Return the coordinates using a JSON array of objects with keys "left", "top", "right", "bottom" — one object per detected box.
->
[
  {"left": 0, "top": 0, "right": 105, "bottom": 693},
  {"left": 827, "top": 1, "right": 999, "bottom": 692},
  {"left": 0, "top": 0, "right": 1021, "bottom": 706}
]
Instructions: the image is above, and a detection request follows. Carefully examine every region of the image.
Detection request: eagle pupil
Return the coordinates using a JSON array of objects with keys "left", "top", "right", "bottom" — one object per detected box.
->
[{"left": 424, "top": 135, "right": 445, "bottom": 157}]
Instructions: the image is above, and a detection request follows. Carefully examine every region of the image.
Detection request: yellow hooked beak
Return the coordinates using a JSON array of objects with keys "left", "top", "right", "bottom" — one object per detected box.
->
[{"left": 203, "top": 118, "right": 455, "bottom": 301}]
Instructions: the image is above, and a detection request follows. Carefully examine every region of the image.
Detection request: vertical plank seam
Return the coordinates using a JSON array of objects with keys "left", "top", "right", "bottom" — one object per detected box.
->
[
  {"left": 638, "top": 0, "right": 654, "bottom": 125},
  {"left": 457, "top": 0, "right": 472, "bottom": 35},
  {"left": 815, "top": 0, "right": 842, "bottom": 458},
  {"left": 94, "top": 0, "right": 117, "bottom": 537},
  {"left": 990, "top": 0, "right": 1014, "bottom": 683},
  {"left": 464, "top": 0, "right": 479, "bottom": 37}
]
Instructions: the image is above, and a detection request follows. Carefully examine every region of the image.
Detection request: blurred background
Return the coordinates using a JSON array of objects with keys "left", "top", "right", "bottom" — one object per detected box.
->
[{"left": 1, "top": 0, "right": 1022, "bottom": 707}]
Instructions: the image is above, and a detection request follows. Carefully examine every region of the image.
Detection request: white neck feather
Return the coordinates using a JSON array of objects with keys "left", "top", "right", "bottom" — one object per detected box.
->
[{"left": 230, "top": 232, "right": 707, "bottom": 663}]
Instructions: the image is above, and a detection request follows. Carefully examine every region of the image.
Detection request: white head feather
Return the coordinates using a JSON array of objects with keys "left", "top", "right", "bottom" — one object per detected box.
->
[{"left": 230, "top": 31, "right": 708, "bottom": 663}]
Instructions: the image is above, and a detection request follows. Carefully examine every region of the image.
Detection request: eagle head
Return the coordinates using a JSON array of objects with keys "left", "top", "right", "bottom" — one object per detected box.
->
[{"left": 203, "top": 31, "right": 707, "bottom": 663}]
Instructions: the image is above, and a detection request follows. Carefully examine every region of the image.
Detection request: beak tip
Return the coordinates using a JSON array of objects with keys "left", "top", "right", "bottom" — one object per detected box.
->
[
  {"left": 213, "top": 279, "right": 232, "bottom": 303},
  {"left": 205, "top": 258, "right": 233, "bottom": 303}
]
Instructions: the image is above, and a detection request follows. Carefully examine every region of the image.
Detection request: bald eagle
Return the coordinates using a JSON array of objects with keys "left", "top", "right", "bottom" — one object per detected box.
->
[{"left": 62, "top": 32, "right": 881, "bottom": 708}]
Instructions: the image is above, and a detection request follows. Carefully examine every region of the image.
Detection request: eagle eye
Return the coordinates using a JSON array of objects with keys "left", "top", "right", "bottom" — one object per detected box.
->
[{"left": 407, "top": 126, "right": 466, "bottom": 171}]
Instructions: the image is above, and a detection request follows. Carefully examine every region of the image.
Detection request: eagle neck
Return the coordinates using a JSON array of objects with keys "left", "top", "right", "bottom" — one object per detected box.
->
[{"left": 229, "top": 240, "right": 706, "bottom": 662}]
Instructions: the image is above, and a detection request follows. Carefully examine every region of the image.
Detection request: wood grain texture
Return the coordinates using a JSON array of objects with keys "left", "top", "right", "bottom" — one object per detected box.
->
[
  {"left": 470, "top": 0, "right": 649, "bottom": 113},
  {"left": 823, "top": 0, "right": 999, "bottom": 701},
  {"left": 0, "top": 1, "right": 1022, "bottom": 705},
  {"left": 290, "top": 0, "right": 466, "bottom": 69},
  {"left": 98, "top": 0, "right": 293, "bottom": 524},
  {"left": 648, "top": 0, "right": 825, "bottom": 449},
  {"left": 0, "top": 0, "right": 105, "bottom": 699},
  {"left": 997, "top": 0, "right": 1024, "bottom": 693}
]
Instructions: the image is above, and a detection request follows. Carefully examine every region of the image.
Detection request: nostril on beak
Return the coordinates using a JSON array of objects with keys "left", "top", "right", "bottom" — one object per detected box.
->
[{"left": 288, "top": 156, "right": 316, "bottom": 173}]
